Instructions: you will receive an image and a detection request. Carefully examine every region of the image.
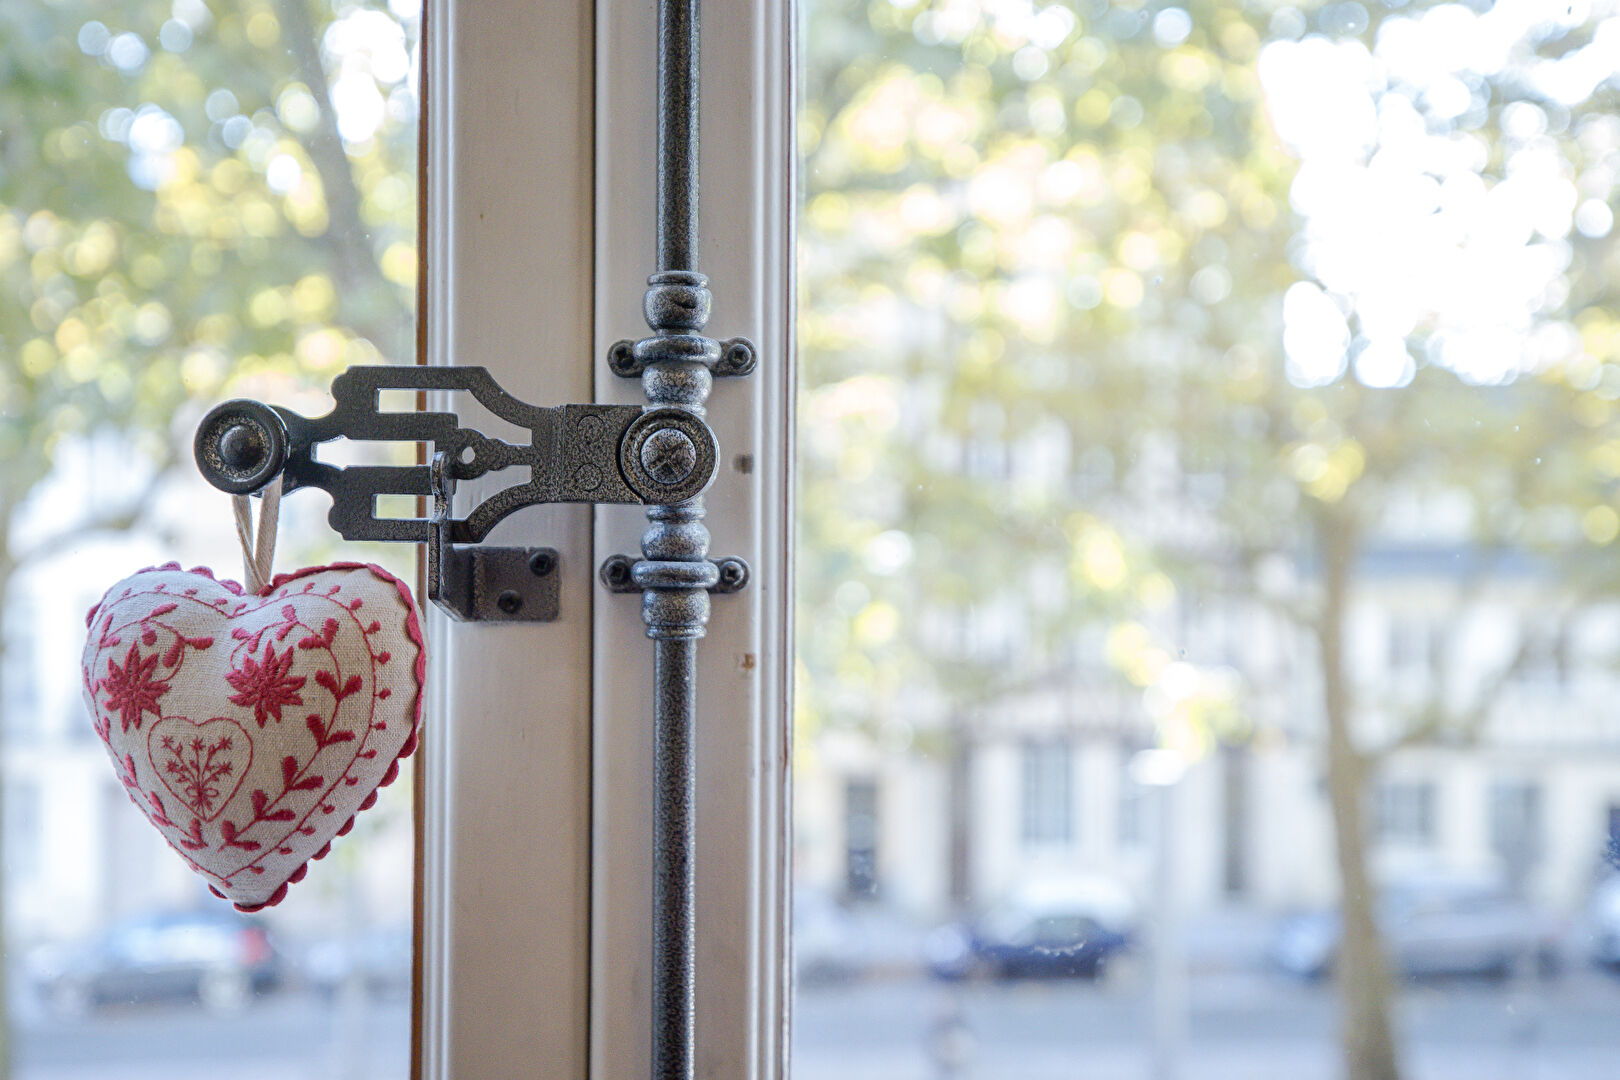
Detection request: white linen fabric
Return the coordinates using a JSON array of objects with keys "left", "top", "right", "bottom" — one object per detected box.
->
[{"left": 81, "top": 562, "right": 424, "bottom": 910}]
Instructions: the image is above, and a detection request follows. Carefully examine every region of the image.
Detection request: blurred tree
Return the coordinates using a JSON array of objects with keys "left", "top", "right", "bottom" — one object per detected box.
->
[
  {"left": 0, "top": 0, "right": 417, "bottom": 1067},
  {"left": 799, "top": 1, "right": 1620, "bottom": 1078},
  {"left": 798, "top": 0, "right": 1294, "bottom": 914}
]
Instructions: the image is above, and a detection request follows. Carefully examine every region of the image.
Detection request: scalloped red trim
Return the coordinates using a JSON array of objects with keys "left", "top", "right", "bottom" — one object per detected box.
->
[{"left": 103, "top": 561, "right": 426, "bottom": 914}]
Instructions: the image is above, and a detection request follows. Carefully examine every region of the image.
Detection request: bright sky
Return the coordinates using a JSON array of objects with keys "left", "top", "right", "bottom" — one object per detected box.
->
[
  {"left": 85, "top": 4, "right": 416, "bottom": 191},
  {"left": 1260, "top": 0, "right": 1620, "bottom": 388}
]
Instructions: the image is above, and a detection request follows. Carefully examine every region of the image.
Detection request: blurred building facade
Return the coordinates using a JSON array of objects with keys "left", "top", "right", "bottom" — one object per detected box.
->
[
  {"left": 796, "top": 546, "right": 1620, "bottom": 920},
  {"left": 17, "top": 497, "right": 1619, "bottom": 937}
]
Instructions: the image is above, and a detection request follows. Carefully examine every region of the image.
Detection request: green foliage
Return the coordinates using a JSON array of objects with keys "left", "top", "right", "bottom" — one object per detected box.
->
[
  {"left": 0, "top": 0, "right": 417, "bottom": 531},
  {"left": 799, "top": 0, "right": 1297, "bottom": 739},
  {"left": 798, "top": 0, "right": 1620, "bottom": 752}
]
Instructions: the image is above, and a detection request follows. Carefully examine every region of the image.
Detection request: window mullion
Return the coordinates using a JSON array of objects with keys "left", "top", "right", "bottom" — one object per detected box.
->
[
  {"left": 590, "top": 0, "right": 794, "bottom": 1077},
  {"left": 419, "top": 0, "right": 598, "bottom": 1076}
]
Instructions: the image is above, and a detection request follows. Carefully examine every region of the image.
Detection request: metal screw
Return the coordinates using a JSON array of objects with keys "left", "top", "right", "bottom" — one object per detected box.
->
[
  {"left": 717, "top": 337, "right": 757, "bottom": 376},
  {"left": 607, "top": 339, "right": 639, "bottom": 376},
  {"left": 529, "top": 550, "right": 556, "bottom": 576},
  {"left": 496, "top": 590, "right": 523, "bottom": 615},
  {"left": 640, "top": 428, "right": 697, "bottom": 486},
  {"left": 218, "top": 424, "right": 264, "bottom": 470},
  {"left": 602, "top": 555, "right": 635, "bottom": 590},
  {"left": 713, "top": 557, "right": 749, "bottom": 593}
]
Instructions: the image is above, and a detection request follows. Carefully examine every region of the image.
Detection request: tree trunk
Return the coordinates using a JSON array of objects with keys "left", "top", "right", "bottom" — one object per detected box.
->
[
  {"left": 1316, "top": 514, "right": 1403, "bottom": 1080},
  {"left": 1220, "top": 743, "right": 1249, "bottom": 897},
  {"left": 946, "top": 718, "right": 973, "bottom": 912},
  {"left": 0, "top": 540, "right": 14, "bottom": 1080},
  {"left": 275, "top": 0, "right": 410, "bottom": 351}
]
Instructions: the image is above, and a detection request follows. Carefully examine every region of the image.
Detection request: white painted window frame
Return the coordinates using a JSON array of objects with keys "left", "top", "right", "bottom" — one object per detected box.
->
[{"left": 418, "top": 1, "right": 792, "bottom": 1077}]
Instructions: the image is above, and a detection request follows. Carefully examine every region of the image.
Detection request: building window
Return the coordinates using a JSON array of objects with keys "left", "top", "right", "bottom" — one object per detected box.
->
[
  {"left": 1020, "top": 740, "right": 1072, "bottom": 847},
  {"left": 3, "top": 599, "right": 40, "bottom": 744},
  {"left": 1489, "top": 781, "right": 1542, "bottom": 884},
  {"left": 843, "top": 779, "right": 880, "bottom": 900},
  {"left": 1387, "top": 616, "right": 1439, "bottom": 676},
  {"left": 1520, "top": 622, "right": 1570, "bottom": 687},
  {"left": 1375, "top": 780, "right": 1436, "bottom": 846},
  {"left": 1119, "top": 746, "right": 1147, "bottom": 850},
  {"left": 6, "top": 779, "right": 42, "bottom": 887}
]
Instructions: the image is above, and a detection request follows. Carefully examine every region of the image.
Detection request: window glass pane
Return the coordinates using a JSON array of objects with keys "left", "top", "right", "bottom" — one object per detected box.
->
[
  {"left": 846, "top": 779, "right": 883, "bottom": 899},
  {"left": 3, "top": 2, "right": 419, "bottom": 1076},
  {"left": 795, "top": 0, "right": 1620, "bottom": 1076},
  {"left": 1020, "top": 740, "right": 1072, "bottom": 847}
]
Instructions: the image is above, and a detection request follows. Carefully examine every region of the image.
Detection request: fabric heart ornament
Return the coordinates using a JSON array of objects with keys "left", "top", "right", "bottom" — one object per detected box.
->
[{"left": 82, "top": 562, "right": 425, "bottom": 911}]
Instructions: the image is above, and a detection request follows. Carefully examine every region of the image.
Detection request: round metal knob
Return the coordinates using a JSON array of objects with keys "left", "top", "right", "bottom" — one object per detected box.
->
[
  {"left": 194, "top": 400, "right": 288, "bottom": 495},
  {"left": 618, "top": 407, "right": 717, "bottom": 504},
  {"left": 218, "top": 423, "right": 264, "bottom": 470},
  {"left": 640, "top": 428, "right": 697, "bottom": 486}
]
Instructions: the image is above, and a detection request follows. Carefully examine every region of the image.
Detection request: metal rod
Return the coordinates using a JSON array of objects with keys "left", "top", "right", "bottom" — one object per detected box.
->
[
  {"left": 657, "top": 0, "right": 700, "bottom": 273},
  {"left": 637, "top": 502, "right": 711, "bottom": 1080},
  {"left": 638, "top": 3, "right": 716, "bottom": 1077},
  {"left": 652, "top": 636, "right": 697, "bottom": 1080}
]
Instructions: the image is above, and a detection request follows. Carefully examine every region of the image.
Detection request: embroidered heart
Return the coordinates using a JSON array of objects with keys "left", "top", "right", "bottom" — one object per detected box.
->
[
  {"left": 149, "top": 716, "right": 253, "bottom": 824},
  {"left": 82, "top": 562, "right": 424, "bottom": 911}
]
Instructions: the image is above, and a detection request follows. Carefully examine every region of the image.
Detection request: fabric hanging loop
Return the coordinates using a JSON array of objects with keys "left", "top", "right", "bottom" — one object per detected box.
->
[{"left": 232, "top": 473, "right": 282, "bottom": 592}]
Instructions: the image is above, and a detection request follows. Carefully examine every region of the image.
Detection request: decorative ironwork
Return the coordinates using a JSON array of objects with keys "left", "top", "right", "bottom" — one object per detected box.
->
[
  {"left": 195, "top": 366, "right": 662, "bottom": 544},
  {"left": 192, "top": 364, "right": 729, "bottom": 623}
]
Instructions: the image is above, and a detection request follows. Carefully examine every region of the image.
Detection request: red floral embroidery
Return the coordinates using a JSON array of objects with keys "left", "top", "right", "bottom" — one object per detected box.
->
[
  {"left": 100, "top": 643, "right": 169, "bottom": 732},
  {"left": 158, "top": 733, "right": 237, "bottom": 817},
  {"left": 83, "top": 562, "right": 425, "bottom": 913},
  {"left": 225, "top": 641, "right": 306, "bottom": 727},
  {"left": 177, "top": 818, "right": 207, "bottom": 851}
]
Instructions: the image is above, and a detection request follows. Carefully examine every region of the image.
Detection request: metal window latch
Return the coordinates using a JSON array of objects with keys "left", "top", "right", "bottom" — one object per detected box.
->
[{"left": 192, "top": 359, "right": 750, "bottom": 622}]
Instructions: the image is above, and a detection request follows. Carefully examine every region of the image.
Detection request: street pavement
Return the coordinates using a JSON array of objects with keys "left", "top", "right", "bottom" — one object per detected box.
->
[
  {"left": 14, "top": 966, "right": 1620, "bottom": 1079},
  {"left": 794, "top": 966, "right": 1620, "bottom": 1080},
  {"left": 17, "top": 992, "right": 410, "bottom": 1080}
]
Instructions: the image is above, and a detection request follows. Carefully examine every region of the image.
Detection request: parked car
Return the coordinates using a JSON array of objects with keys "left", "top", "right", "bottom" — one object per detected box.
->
[
  {"left": 793, "top": 887, "right": 930, "bottom": 983},
  {"left": 27, "top": 909, "right": 282, "bottom": 1015},
  {"left": 302, "top": 925, "right": 413, "bottom": 999},
  {"left": 926, "top": 874, "right": 1135, "bottom": 980},
  {"left": 1271, "top": 874, "right": 1563, "bottom": 980},
  {"left": 1585, "top": 874, "right": 1620, "bottom": 968},
  {"left": 793, "top": 888, "right": 869, "bottom": 984}
]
